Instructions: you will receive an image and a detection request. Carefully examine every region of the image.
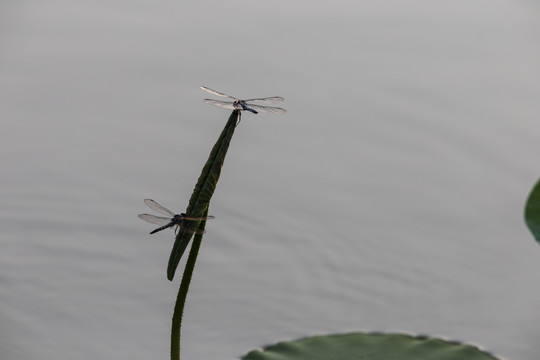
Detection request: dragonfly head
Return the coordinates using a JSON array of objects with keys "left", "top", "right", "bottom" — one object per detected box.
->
[{"left": 233, "top": 100, "right": 243, "bottom": 110}]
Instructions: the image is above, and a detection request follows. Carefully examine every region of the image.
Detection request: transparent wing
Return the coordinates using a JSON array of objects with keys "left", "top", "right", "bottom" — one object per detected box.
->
[
  {"left": 244, "top": 96, "right": 285, "bottom": 103},
  {"left": 202, "top": 99, "right": 237, "bottom": 110},
  {"left": 245, "top": 104, "right": 287, "bottom": 115},
  {"left": 181, "top": 215, "right": 216, "bottom": 221},
  {"left": 143, "top": 199, "right": 175, "bottom": 216},
  {"left": 138, "top": 214, "right": 172, "bottom": 226},
  {"left": 200, "top": 86, "right": 238, "bottom": 100}
]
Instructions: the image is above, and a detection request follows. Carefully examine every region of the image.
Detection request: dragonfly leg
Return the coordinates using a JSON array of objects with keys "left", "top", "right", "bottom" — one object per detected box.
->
[{"left": 236, "top": 111, "right": 242, "bottom": 125}]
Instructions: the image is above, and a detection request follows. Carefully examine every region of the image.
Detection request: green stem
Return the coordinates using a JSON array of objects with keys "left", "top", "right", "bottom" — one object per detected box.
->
[
  {"left": 170, "top": 211, "right": 207, "bottom": 360},
  {"left": 167, "top": 110, "right": 240, "bottom": 281},
  {"left": 170, "top": 110, "right": 240, "bottom": 360}
]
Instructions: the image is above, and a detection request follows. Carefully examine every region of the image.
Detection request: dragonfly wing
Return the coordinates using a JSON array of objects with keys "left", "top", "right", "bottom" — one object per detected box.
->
[
  {"left": 181, "top": 215, "right": 215, "bottom": 221},
  {"left": 246, "top": 104, "right": 287, "bottom": 115},
  {"left": 200, "top": 86, "right": 238, "bottom": 100},
  {"left": 203, "top": 99, "right": 237, "bottom": 110},
  {"left": 244, "top": 96, "right": 285, "bottom": 103},
  {"left": 138, "top": 214, "right": 172, "bottom": 226},
  {"left": 143, "top": 199, "right": 175, "bottom": 216}
]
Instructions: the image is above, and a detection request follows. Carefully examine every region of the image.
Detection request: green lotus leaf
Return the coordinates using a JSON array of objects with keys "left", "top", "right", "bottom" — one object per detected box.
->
[
  {"left": 525, "top": 178, "right": 540, "bottom": 242},
  {"left": 243, "top": 332, "right": 499, "bottom": 360}
]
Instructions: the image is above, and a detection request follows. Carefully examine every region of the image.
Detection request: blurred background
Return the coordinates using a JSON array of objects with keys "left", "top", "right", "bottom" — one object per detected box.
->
[{"left": 1, "top": 1, "right": 540, "bottom": 359}]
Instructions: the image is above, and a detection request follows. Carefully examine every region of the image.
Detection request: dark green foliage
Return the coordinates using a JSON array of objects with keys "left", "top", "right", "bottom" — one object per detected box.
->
[
  {"left": 167, "top": 110, "right": 239, "bottom": 280},
  {"left": 243, "top": 333, "right": 499, "bottom": 360},
  {"left": 525, "top": 177, "right": 540, "bottom": 242}
]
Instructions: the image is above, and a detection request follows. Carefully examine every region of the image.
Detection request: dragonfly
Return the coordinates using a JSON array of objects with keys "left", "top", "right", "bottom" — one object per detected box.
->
[
  {"left": 138, "top": 199, "right": 215, "bottom": 235},
  {"left": 201, "top": 86, "right": 286, "bottom": 115}
]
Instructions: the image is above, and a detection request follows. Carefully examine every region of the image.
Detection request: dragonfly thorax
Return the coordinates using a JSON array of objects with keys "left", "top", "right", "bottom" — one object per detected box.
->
[
  {"left": 172, "top": 214, "right": 186, "bottom": 223},
  {"left": 233, "top": 100, "right": 258, "bottom": 114},
  {"left": 233, "top": 100, "right": 244, "bottom": 109}
]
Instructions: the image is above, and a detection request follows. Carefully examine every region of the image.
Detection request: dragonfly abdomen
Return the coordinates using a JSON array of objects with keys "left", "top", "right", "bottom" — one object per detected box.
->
[
  {"left": 243, "top": 106, "right": 258, "bottom": 114},
  {"left": 150, "top": 221, "right": 175, "bottom": 234}
]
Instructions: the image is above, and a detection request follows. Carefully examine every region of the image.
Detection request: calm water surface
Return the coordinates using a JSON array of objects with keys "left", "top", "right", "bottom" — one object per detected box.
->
[{"left": 1, "top": 1, "right": 540, "bottom": 359}]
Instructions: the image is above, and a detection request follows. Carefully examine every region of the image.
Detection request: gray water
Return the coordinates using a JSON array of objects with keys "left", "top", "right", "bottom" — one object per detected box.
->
[{"left": 2, "top": 1, "right": 540, "bottom": 359}]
